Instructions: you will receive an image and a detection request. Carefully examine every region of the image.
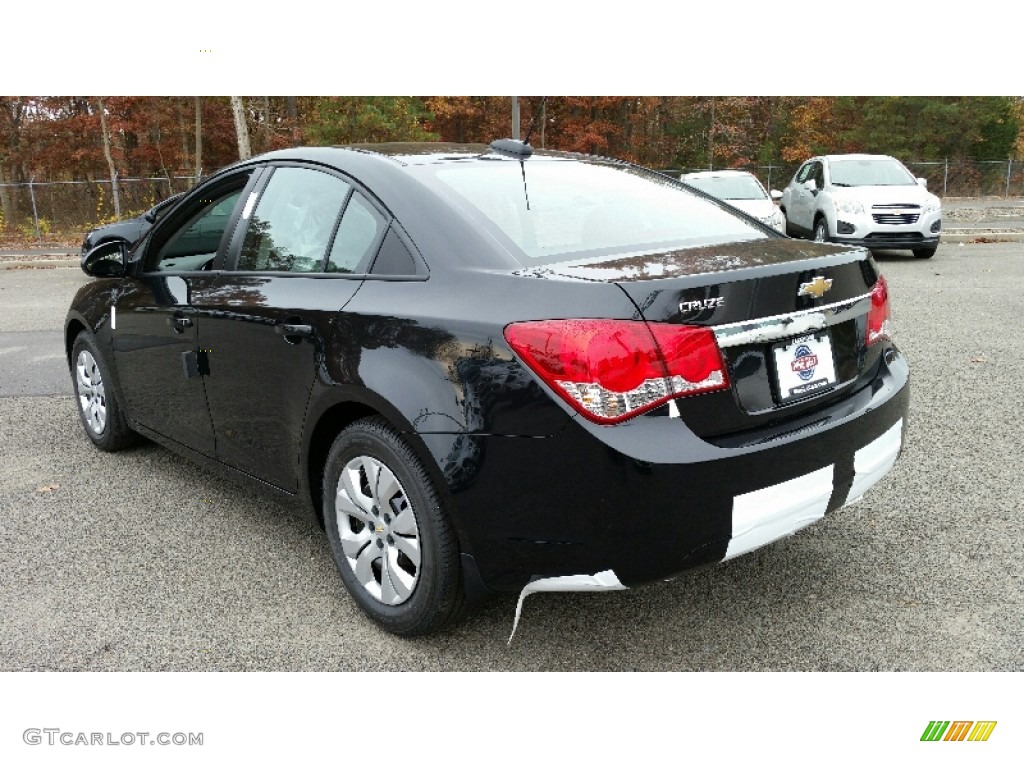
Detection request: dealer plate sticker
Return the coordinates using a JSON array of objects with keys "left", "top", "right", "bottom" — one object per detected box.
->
[{"left": 773, "top": 333, "right": 837, "bottom": 401}]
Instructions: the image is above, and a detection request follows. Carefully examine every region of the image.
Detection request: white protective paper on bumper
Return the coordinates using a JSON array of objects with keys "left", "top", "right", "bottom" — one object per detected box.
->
[{"left": 507, "top": 570, "right": 626, "bottom": 644}]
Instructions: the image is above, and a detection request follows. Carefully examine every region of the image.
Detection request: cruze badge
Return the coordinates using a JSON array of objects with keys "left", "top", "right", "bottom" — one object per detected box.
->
[
  {"left": 798, "top": 276, "right": 833, "bottom": 299},
  {"left": 680, "top": 297, "right": 724, "bottom": 313}
]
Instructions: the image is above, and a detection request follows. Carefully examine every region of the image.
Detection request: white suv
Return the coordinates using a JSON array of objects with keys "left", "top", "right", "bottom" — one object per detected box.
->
[{"left": 780, "top": 154, "right": 942, "bottom": 259}]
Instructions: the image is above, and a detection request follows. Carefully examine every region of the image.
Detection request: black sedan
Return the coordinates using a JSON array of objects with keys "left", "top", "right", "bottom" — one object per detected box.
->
[
  {"left": 80, "top": 192, "right": 184, "bottom": 258},
  {"left": 66, "top": 142, "right": 909, "bottom": 636}
]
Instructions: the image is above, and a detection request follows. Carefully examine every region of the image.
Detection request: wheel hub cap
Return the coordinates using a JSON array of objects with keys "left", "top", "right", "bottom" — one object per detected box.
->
[
  {"left": 335, "top": 456, "right": 421, "bottom": 605},
  {"left": 75, "top": 350, "right": 107, "bottom": 435}
]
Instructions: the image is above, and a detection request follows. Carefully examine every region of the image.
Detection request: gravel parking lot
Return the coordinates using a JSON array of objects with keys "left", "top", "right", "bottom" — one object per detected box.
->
[{"left": 0, "top": 241, "right": 1021, "bottom": 671}]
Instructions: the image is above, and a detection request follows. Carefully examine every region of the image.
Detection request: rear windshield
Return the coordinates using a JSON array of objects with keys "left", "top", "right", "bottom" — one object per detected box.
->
[
  {"left": 426, "top": 158, "right": 766, "bottom": 265},
  {"left": 685, "top": 174, "right": 767, "bottom": 201}
]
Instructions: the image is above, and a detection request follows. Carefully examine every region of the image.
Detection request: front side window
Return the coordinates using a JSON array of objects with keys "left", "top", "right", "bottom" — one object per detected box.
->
[
  {"left": 237, "top": 167, "right": 351, "bottom": 273},
  {"left": 150, "top": 180, "right": 248, "bottom": 272},
  {"left": 795, "top": 162, "right": 815, "bottom": 184}
]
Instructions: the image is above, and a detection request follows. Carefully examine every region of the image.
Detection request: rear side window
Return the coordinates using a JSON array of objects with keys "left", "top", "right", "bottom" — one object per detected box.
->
[
  {"left": 327, "top": 192, "right": 386, "bottom": 274},
  {"left": 428, "top": 159, "right": 765, "bottom": 265},
  {"left": 237, "top": 167, "right": 351, "bottom": 273}
]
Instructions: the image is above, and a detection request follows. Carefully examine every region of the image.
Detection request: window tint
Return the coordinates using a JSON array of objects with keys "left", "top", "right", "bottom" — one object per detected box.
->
[
  {"left": 370, "top": 227, "right": 418, "bottom": 275},
  {"left": 429, "top": 160, "right": 764, "bottom": 265},
  {"left": 812, "top": 163, "right": 824, "bottom": 189},
  {"left": 326, "top": 192, "right": 386, "bottom": 273},
  {"left": 152, "top": 187, "right": 244, "bottom": 272},
  {"left": 237, "top": 167, "right": 351, "bottom": 273}
]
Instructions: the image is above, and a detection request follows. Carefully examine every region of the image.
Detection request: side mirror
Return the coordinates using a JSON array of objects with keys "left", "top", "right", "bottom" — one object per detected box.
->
[
  {"left": 770, "top": 189, "right": 783, "bottom": 201},
  {"left": 81, "top": 240, "right": 127, "bottom": 277},
  {"left": 916, "top": 177, "right": 928, "bottom": 188},
  {"left": 803, "top": 179, "right": 818, "bottom": 192}
]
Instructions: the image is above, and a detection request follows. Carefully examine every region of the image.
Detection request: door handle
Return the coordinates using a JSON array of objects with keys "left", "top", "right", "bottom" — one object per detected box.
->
[
  {"left": 276, "top": 323, "right": 313, "bottom": 339},
  {"left": 171, "top": 315, "right": 193, "bottom": 333}
]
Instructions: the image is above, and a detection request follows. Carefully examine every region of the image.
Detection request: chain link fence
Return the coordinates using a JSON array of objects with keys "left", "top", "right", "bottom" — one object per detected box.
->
[
  {"left": 2, "top": 159, "right": 1023, "bottom": 244},
  {"left": 0, "top": 175, "right": 201, "bottom": 244},
  {"left": 664, "top": 158, "right": 1024, "bottom": 199}
]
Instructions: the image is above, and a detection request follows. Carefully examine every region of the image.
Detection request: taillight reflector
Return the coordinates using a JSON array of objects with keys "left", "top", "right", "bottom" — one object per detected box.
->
[
  {"left": 504, "top": 319, "right": 730, "bottom": 424},
  {"left": 866, "top": 275, "right": 892, "bottom": 346}
]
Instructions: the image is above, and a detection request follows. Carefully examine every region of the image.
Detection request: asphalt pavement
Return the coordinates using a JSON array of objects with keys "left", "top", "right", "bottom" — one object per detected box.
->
[{"left": 0, "top": 242, "right": 1021, "bottom": 671}]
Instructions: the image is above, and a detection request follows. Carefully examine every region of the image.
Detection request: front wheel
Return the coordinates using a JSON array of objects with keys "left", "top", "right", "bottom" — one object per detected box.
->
[
  {"left": 323, "top": 417, "right": 465, "bottom": 636},
  {"left": 813, "top": 218, "right": 829, "bottom": 243},
  {"left": 913, "top": 246, "right": 937, "bottom": 259},
  {"left": 71, "top": 332, "right": 139, "bottom": 451}
]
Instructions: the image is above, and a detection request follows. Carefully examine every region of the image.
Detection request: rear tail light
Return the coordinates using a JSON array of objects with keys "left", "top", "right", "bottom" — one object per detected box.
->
[
  {"left": 866, "top": 274, "right": 892, "bottom": 346},
  {"left": 504, "top": 319, "right": 730, "bottom": 424}
]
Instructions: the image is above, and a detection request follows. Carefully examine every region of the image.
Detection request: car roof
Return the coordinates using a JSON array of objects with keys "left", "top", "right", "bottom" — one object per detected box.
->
[
  {"left": 820, "top": 154, "right": 898, "bottom": 162},
  {"left": 250, "top": 143, "right": 613, "bottom": 170}
]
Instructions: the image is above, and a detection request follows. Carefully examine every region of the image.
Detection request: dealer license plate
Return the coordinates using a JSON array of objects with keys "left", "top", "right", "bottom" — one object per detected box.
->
[{"left": 772, "top": 332, "right": 837, "bottom": 403}]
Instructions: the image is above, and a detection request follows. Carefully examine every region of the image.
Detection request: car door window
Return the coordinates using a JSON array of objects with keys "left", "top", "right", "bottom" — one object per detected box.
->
[
  {"left": 326, "top": 192, "right": 387, "bottom": 273},
  {"left": 795, "top": 163, "right": 814, "bottom": 184},
  {"left": 237, "top": 167, "right": 351, "bottom": 273},
  {"left": 812, "top": 163, "right": 825, "bottom": 189},
  {"left": 151, "top": 187, "right": 245, "bottom": 272}
]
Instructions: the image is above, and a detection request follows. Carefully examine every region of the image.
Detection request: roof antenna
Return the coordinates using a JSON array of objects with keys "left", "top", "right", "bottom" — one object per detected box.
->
[{"left": 519, "top": 155, "right": 530, "bottom": 211}]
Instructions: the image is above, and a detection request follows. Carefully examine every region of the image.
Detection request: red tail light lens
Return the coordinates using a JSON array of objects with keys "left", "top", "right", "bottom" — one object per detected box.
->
[
  {"left": 504, "top": 319, "right": 730, "bottom": 424},
  {"left": 866, "top": 275, "right": 892, "bottom": 346}
]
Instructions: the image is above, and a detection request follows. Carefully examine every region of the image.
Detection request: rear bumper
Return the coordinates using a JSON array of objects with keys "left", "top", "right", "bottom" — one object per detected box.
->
[{"left": 443, "top": 346, "right": 910, "bottom": 593}]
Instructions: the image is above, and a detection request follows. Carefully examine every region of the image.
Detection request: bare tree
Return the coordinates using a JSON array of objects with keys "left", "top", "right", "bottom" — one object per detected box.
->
[
  {"left": 95, "top": 97, "right": 121, "bottom": 219},
  {"left": 230, "top": 96, "right": 251, "bottom": 160}
]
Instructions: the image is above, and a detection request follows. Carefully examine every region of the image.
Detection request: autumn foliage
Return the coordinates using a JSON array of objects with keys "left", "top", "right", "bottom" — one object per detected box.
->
[{"left": 1, "top": 96, "right": 1020, "bottom": 234}]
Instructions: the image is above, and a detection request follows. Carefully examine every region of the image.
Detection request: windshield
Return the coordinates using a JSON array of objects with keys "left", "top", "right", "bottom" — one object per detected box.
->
[
  {"left": 829, "top": 158, "right": 916, "bottom": 187},
  {"left": 428, "top": 159, "right": 766, "bottom": 266},
  {"left": 685, "top": 174, "right": 767, "bottom": 201}
]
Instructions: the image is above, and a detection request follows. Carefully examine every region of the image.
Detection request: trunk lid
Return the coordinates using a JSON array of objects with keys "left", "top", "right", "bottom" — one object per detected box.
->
[{"left": 521, "top": 238, "right": 884, "bottom": 438}]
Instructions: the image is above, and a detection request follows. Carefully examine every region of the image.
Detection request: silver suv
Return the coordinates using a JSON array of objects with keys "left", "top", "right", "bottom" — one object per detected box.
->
[{"left": 780, "top": 154, "right": 942, "bottom": 259}]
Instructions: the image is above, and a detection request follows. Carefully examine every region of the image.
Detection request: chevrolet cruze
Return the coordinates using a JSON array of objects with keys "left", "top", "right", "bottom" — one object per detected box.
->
[{"left": 67, "top": 141, "right": 910, "bottom": 635}]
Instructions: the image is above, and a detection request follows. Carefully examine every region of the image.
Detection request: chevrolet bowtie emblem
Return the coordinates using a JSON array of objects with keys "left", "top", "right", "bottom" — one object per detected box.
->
[{"left": 798, "top": 276, "right": 833, "bottom": 299}]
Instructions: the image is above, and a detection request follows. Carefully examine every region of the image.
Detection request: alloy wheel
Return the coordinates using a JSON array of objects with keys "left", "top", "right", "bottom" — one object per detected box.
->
[
  {"left": 76, "top": 350, "right": 107, "bottom": 435},
  {"left": 335, "top": 455, "right": 421, "bottom": 605}
]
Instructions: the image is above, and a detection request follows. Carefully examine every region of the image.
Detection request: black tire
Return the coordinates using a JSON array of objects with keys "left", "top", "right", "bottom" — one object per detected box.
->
[
  {"left": 913, "top": 246, "right": 937, "bottom": 259},
  {"left": 813, "top": 217, "right": 830, "bottom": 243},
  {"left": 781, "top": 208, "right": 797, "bottom": 237},
  {"left": 323, "top": 416, "right": 465, "bottom": 636},
  {"left": 70, "top": 331, "right": 140, "bottom": 451}
]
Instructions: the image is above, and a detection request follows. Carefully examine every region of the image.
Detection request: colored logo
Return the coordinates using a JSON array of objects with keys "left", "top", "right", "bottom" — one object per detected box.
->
[
  {"left": 798, "top": 276, "right": 833, "bottom": 299},
  {"left": 920, "top": 721, "right": 997, "bottom": 742},
  {"left": 791, "top": 344, "right": 818, "bottom": 380}
]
